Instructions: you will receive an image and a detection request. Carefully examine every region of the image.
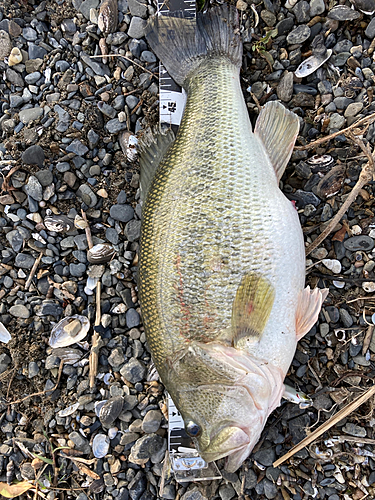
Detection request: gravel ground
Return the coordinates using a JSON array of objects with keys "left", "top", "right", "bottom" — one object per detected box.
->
[{"left": 1, "top": 0, "right": 375, "bottom": 498}]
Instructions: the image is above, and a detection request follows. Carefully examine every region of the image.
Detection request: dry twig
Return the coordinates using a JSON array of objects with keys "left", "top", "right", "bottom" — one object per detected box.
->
[
  {"left": 89, "top": 53, "right": 157, "bottom": 77},
  {"left": 9, "top": 361, "right": 64, "bottom": 405},
  {"left": 25, "top": 252, "right": 44, "bottom": 290},
  {"left": 81, "top": 210, "right": 93, "bottom": 249},
  {"left": 305, "top": 132, "right": 374, "bottom": 256},
  {"left": 89, "top": 282, "right": 102, "bottom": 388},
  {"left": 273, "top": 384, "right": 375, "bottom": 467}
]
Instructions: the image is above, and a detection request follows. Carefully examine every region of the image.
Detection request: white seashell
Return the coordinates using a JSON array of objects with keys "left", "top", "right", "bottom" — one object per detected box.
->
[
  {"left": 8, "top": 47, "right": 22, "bottom": 67},
  {"left": 119, "top": 131, "right": 138, "bottom": 162},
  {"left": 363, "top": 282, "right": 375, "bottom": 293},
  {"left": 0, "top": 322, "right": 11, "bottom": 344},
  {"left": 108, "top": 427, "right": 118, "bottom": 439},
  {"left": 52, "top": 347, "right": 84, "bottom": 365},
  {"left": 87, "top": 243, "right": 116, "bottom": 264},
  {"left": 49, "top": 315, "right": 90, "bottom": 348},
  {"left": 87, "top": 276, "right": 99, "bottom": 290},
  {"left": 84, "top": 286, "right": 94, "bottom": 296},
  {"left": 103, "top": 373, "right": 114, "bottom": 385},
  {"left": 351, "top": 225, "right": 362, "bottom": 236},
  {"left": 44, "top": 215, "right": 73, "bottom": 233},
  {"left": 92, "top": 434, "right": 110, "bottom": 458},
  {"left": 295, "top": 49, "right": 332, "bottom": 78},
  {"left": 58, "top": 402, "right": 80, "bottom": 417},
  {"left": 372, "top": 313, "right": 375, "bottom": 325},
  {"left": 285, "top": 0, "right": 297, "bottom": 7},
  {"left": 333, "top": 280, "right": 345, "bottom": 289},
  {"left": 322, "top": 259, "right": 341, "bottom": 274}
]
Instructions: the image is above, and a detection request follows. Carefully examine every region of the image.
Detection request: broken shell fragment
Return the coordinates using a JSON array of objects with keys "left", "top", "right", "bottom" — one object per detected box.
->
[
  {"left": 363, "top": 282, "right": 375, "bottom": 293},
  {"left": 58, "top": 402, "right": 80, "bottom": 417},
  {"left": 87, "top": 243, "right": 116, "bottom": 264},
  {"left": 49, "top": 315, "right": 90, "bottom": 348},
  {"left": 322, "top": 259, "right": 342, "bottom": 274},
  {"left": 108, "top": 427, "right": 118, "bottom": 440},
  {"left": 98, "top": 0, "right": 118, "bottom": 34},
  {"left": 119, "top": 131, "right": 138, "bottom": 162},
  {"left": 51, "top": 347, "right": 84, "bottom": 365},
  {"left": 74, "top": 214, "right": 88, "bottom": 230},
  {"left": 295, "top": 50, "right": 332, "bottom": 78},
  {"left": 8, "top": 47, "right": 22, "bottom": 66},
  {"left": 44, "top": 215, "right": 74, "bottom": 233},
  {"left": 0, "top": 322, "right": 11, "bottom": 344},
  {"left": 92, "top": 434, "right": 110, "bottom": 458},
  {"left": 333, "top": 280, "right": 345, "bottom": 289},
  {"left": 316, "top": 165, "right": 346, "bottom": 199},
  {"left": 307, "top": 154, "right": 334, "bottom": 174}
]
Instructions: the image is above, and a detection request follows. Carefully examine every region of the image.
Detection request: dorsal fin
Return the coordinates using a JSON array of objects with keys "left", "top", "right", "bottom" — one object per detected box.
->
[
  {"left": 231, "top": 273, "right": 275, "bottom": 346},
  {"left": 254, "top": 101, "right": 300, "bottom": 183},
  {"left": 138, "top": 126, "right": 175, "bottom": 203}
]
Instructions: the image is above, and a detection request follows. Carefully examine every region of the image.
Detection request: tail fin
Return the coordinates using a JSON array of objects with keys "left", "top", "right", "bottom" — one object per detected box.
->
[{"left": 145, "top": 5, "right": 242, "bottom": 87}]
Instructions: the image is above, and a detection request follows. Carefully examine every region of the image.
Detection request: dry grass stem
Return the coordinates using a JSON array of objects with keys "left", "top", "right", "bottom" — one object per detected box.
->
[
  {"left": 295, "top": 112, "right": 375, "bottom": 151},
  {"left": 362, "top": 325, "right": 374, "bottom": 356},
  {"left": 273, "top": 384, "right": 375, "bottom": 467},
  {"left": 89, "top": 53, "right": 157, "bottom": 77},
  {"left": 81, "top": 210, "right": 93, "bottom": 250},
  {"left": 25, "top": 252, "right": 44, "bottom": 290},
  {"left": 89, "top": 282, "right": 101, "bottom": 388}
]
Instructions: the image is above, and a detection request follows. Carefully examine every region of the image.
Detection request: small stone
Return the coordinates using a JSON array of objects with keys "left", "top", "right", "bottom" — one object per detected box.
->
[
  {"left": 127, "top": 17, "right": 146, "bottom": 39},
  {"left": 0, "top": 30, "right": 11, "bottom": 60},
  {"left": 125, "top": 220, "right": 141, "bottom": 242},
  {"left": 0, "top": 354, "right": 11, "bottom": 375},
  {"left": 120, "top": 358, "right": 146, "bottom": 384},
  {"left": 287, "top": 25, "right": 311, "bottom": 45},
  {"left": 15, "top": 253, "right": 36, "bottom": 269},
  {"left": 110, "top": 204, "right": 134, "bottom": 222},
  {"left": 130, "top": 434, "right": 166, "bottom": 460},
  {"left": 105, "top": 118, "right": 127, "bottom": 134},
  {"left": 36, "top": 170, "right": 53, "bottom": 187},
  {"left": 339, "top": 308, "right": 353, "bottom": 328},
  {"left": 9, "top": 304, "right": 30, "bottom": 319},
  {"left": 328, "top": 113, "right": 346, "bottom": 131},
  {"left": 344, "top": 235, "right": 374, "bottom": 252},
  {"left": 365, "top": 17, "right": 375, "bottom": 39},
  {"left": 142, "top": 410, "right": 162, "bottom": 433},
  {"left": 277, "top": 71, "right": 294, "bottom": 102},
  {"left": 344, "top": 102, "right": 364, "bottom": 118},
  {"left": 19, "top": 107, "right": 43, "bottom": 124},
  {"left": 28, "top": 361, "right": 39, "bottom": 378},
  {"left": 126, "top": 308, "right": 140, "bottom": 328},
  {"left": 309, "top": 0, "right": 325, "bottom": 16},
  {"left": 180, "top": 488, "right": 208, "bottom": 500},
  {"left": 66, "top": 139, "right": 89, "bottom": 156},
  {"left": 68, "top": 431, "right": 91, "bottom": 454},
  {"left": 25, "top": 175, "right": 43, "bottom": 201},
  {"left": 128, "top": 0, "right": 148, "bottom": 18},
  {"left": 253, "top": 446, "right": 276, "bottom": 467},
  {"left": 328, "top": 5, "right": 361, "bottom": 20}
]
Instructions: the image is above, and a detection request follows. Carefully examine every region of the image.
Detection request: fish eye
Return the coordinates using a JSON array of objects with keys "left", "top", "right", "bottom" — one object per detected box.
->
[{"left": 186, "top": 421, "right": 201, "bottom": 437}]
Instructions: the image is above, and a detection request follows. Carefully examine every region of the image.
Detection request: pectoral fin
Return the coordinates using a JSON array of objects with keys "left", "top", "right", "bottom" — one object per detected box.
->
[
  {"left": 296, "top": 286, "right": 329, "bottom": 340},
  {"left": 254, "top": 101, "right": 300, "bottom": 182},
  {"left": 231, "top": 273, "right": 275, "bottom": 346},
  {"left": 138, "top": 126, "right": 175, "bottom": 203}
]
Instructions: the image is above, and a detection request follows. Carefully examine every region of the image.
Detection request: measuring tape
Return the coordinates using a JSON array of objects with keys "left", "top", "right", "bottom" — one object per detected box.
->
[{"left": 158, "top": 0, "right": 195, "bottom": 126}]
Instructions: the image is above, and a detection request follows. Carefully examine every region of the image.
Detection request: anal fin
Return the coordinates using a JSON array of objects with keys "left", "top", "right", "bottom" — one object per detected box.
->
[
  {"left": 254, "top": 101, "right": 300, "bottom": 182},
  {"left": 138, "top": 126, "right": 175, "bottom": 203},
  {"left": 231, "top": 273, "right": 275, "bottom": 346},
  {"left": 296, "top": 286, "right": 329, "bottom": 340}
]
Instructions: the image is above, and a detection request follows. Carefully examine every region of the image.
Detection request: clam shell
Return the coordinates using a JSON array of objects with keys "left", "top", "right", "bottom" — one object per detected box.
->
[
  {"left": 8, "top": 47, "right": 22, "bottom": 66},
  {"left": 98, "top": 0, "right": 118, "bottom": 34},
  {"left": 108, "top": 427, "right": 118, "bottom": 439},
  {"left": 295, "top": 50, "right": 332, "bottom": 78},
  {"left": 0, "top": 322, "right": 11, "bottom": 344},
  {"left": 95, "top": 400, "right": 108, "bottom": 417},
  {"left": 119, "top": 131, "right": 138, "bottom": 162},
  {"left": 58, "top": 402, "right": 80, "bottom": 417},
  {"left": 307, "top": 154, "right": 334, "bottom": 174},
  {"left": 74, "top": 215, "right": 88, "bottom": 229},
  {"left": 51, "top": 347, "right": 84, "bottom": 365},
  {"left": 44, "top": 215, "right": 74, "bottom": 233},
  {"left": 99, "top": 396, "right": 123, "bottom": 426},
  {"left": 87, "top": 243, "right": 116, "bottom": 264},
  {"left": 316, "top": 165, "right": 346, "bottom": 199},
  {"left": 333, "top": 280, "right": 345, "bottom": 289},
  {"left": 92, "top": 434, "right": 110, "bottom": 458},
  {"left": 49, "top": 315, "right": 90, "bottom": 348},
  {"left": 322, "top": 259, "right": 342, "bottom": 274}
]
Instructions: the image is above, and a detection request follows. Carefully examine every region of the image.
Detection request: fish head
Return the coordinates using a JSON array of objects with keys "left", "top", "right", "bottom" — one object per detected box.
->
[{"left": 167, "top": 342, "right": 284, "bottom": 472}]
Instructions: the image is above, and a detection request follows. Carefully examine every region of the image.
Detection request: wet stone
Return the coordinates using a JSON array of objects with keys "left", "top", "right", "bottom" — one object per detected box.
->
[
  {"left": 309, "top": 0, "right": 325, "bottom": 15},
  {"left": 344, "top": 235, "right": 374, "bottom": 251}
]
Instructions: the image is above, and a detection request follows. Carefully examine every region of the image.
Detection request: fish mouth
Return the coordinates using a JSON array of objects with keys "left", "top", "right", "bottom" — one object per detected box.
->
[{"left": 199, "top": 426, "right": 250, "bottom": 464}]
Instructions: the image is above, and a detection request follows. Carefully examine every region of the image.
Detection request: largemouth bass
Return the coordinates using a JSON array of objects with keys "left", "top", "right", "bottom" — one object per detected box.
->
[{"left": 139, "top": 4, "right": 328, "bottom": 472}]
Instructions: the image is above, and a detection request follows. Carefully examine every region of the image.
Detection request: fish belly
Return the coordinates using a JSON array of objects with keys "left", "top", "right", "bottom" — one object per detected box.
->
[{"left": 139, "top": 58, "right": 305, "bottom": 380}]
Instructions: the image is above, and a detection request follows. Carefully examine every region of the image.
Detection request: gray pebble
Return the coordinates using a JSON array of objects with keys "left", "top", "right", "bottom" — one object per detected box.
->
[
  {"left": 105, "top": 118, "right": 128, "bottom": 134},
  {"left": 15, "top": 253, "right": 36, "bottom": 269},
  {"left": 25, "top": 175, "right": 43, "bottom": 201},
  {"left": 127, "top": 17, "right": 147, "bottom": 39},
  {"left": 19, "top": 107, "right": 43, "bottom": 124},
  {"left": 36, "top": 169, "right": 53, "bottom": 186},
  {"left": 22, "top": 145, "right": 45, "bottom": 167},
  {"left": 125, "top": 220, "right": 141, "bottom": 242},
  {"left": 142, "top": 410, "right": 162, "bottom": 433},
  {"left": 66, "top": 139, "right": 89, "bottom": 156},
  {"left": 286, "top": 25, "right": 311, "bottom": 45},
  {"left": 28, "top": 361, "right": 39, "bottom": 378},
  {"left": 69, "top": 263, "right": 87, "bottom": 277},
  {"left": 120, "top": 358, "right": 146, "bottom": 383},
  {"left": 9, "top": 304, "right": 30, "bottom": 319},
  {"left": 344, "top": 235, "right": 374, "bottom": 251},
  {"left": 365, "top": 17, "right": 375, "bottom": 39},
  {"left": 0, "top": 353, "right": 11, "bottom": 375},
  {"left": 110, "top": 204, "right": 134, "bottom": 222},
  {"left": 68, "top": 431, "right": 91, "bottom": 453}
]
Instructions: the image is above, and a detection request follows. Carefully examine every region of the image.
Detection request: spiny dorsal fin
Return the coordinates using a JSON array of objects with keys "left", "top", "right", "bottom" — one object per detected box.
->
[
  {"left": 254, "top": 101, "right": 300, "bottom": 183},
  {"left": 138, "top": 126, "right": 175, "bottom": 203},
  {"left": 296, "top": 286, "right": 329, "bottom": 340},
  {"left": 231, "top": 273, "right": 275, "bottom": 346}
]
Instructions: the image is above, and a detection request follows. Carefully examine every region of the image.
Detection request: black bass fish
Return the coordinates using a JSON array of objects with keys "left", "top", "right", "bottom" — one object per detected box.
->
[{"left": 139, "top": 4, "right": 328, "bottom": 471}]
